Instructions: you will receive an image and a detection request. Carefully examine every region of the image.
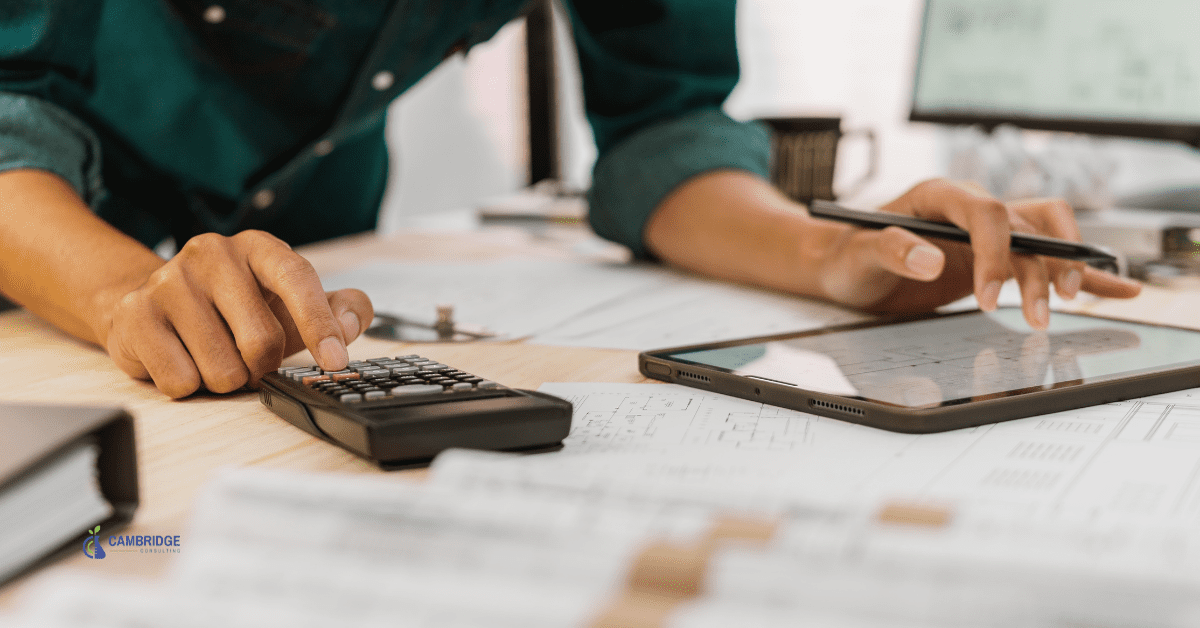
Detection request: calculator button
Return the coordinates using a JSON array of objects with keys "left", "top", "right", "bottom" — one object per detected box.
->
[
  {"left": 347, "top": 361, "right": 371, "bottom": 369},
  {"left": 462, "top": 376, "right": 482, "bottom": 383},
  {"left": 331, "top": 372, "right": 360, "bottom": 382},
  {"left": 302, "top": 374, "right": 331, "bottom": 385},
  {"left": 360, "top": 368, "right": 390, "bottom": 378},
  {"left": 367, "top": 358, "right": 394, "bottom": 364},
  {"left": 338, "top": 393, "right": 363, "bottom": 403},
  {"left": 363, "top": 390, "right": 387, "bottom": 401},
  {"left": 395, "top": 355, "right": 420, "bottom": 360},
  {"left": 390, "top": 366, "right": 418, "bottom": 375},
  {"left": 289, "top": 369, "right": 320, "bottom": 381},
  {"left": 391, "top": 384, "right": 444, "bottom": 396},
  {"left": 477, "top": 380, "right": 500, "bottom": 389},
  {"left": 450, "top": 382, "right": 473, "bottom": 391},
  {"left": 278, "top": 366, "right": 311, "bottom": 374}
]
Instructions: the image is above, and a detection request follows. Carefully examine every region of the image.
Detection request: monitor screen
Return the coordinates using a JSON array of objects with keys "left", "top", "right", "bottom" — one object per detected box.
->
[{"left": 911, "top": 0, "right": 1200, "bottom": 144}]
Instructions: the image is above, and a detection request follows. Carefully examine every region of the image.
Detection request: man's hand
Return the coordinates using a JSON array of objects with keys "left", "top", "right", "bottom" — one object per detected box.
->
[
  {"left": 0, "top": 169, "right": 371, "bottom": 399},
  {"left": 101, "top": 231, "right": 372, "bottom": 398},
  {"left": 814, "top": 179, "right": 1141, "bottom": 328},
  {"left": 644, "top": 172, "right": 1141, "bottom": 327}
]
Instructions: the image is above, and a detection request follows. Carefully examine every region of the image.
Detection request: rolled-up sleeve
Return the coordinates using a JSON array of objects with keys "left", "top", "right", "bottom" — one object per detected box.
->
[
  {"left": 1, "top": 0, "right": 105, "bottom": 206},
  {"left": 0, "top": 92, "right": 104, "bottom": 206},
  {"left": 565, "top": 0, "right": 770, "bottom": 258}
]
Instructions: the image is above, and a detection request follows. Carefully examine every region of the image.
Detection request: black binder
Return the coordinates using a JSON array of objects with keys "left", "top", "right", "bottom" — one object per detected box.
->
[{"left": 0, "top": 404, "right": 138, "bottom": 586}]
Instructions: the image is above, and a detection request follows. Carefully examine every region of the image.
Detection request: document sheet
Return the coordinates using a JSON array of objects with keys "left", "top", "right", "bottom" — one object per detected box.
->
[
  {"left": 539, "top": 382, "right": 1200, "bottom": 525},
  {"left": 10, "top": 449, "right": 1200, "bottom": 628},
  {"left": 321, "top": 260, "right": 865, "bottom": 349},
  {"left": 8, "top": 385, "right": 1200, "bottom": 628}
]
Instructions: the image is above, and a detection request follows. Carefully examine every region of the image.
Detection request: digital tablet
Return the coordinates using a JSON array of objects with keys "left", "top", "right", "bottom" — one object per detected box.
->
[{"left": 639, "top": 309, "right": 1200, "bottom": 433}]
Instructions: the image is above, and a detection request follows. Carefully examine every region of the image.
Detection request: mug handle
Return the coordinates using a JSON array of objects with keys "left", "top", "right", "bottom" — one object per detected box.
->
[{"left": 835, "top": 128, "right": 879, "bottom": 200}]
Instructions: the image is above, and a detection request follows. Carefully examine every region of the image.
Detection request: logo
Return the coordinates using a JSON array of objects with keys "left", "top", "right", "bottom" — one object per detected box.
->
[{"left": 82, "top": 526, "right": 105, "bottom": 559}]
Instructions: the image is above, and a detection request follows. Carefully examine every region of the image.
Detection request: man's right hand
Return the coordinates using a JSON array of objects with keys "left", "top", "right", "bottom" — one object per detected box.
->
[
  {"left": 101, "top": 230, "right": 372, "bottom": 398},
  {"left": 0, "top": 169, "right": 372, "bottom": 399}
]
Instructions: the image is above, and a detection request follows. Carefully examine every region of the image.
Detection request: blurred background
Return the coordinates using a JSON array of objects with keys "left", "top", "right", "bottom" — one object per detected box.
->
[{"left": 378, "top": 0, "right": 1200, "bottom": 233}]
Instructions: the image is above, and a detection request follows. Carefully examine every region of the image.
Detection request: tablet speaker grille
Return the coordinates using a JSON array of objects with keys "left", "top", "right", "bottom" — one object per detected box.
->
[
  {"left": 810, "top": 398, "right": 864, "bottom": 416},
  {"left": 678, "top": 370, "right": 711, "bottom": 384}
]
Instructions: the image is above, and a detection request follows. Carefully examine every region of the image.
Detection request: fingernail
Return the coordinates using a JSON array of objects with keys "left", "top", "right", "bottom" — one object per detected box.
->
[
  {"left": 905, "top": 245, "right": 943, "bottom": 279},
  {"left": 979, "top": 280, "right": 1002, "bottom": 312},
  {"left": 1033, "top": 298, "right": 1050, "bottom": 329},
  {"left": 318, "top": 336, "right": 348, "bottom": 370},
  {"left": 1060, "top": 269, "right": 1082, "bottom": 299},
  {"left": 340, "top": 311, "right": 360, "bottom": 342}
]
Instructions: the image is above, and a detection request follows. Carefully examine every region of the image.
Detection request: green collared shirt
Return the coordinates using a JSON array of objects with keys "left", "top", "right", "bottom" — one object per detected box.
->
[{"left": 0, "top": 0, "right": 769, "bottom": 257}]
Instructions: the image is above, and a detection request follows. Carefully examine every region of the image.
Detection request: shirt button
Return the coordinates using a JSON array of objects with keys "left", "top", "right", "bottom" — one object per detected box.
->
[
  {"left": 313, "top": 140, "right": 334, "bottom": 156},
  {"left": 371, "top": 71, "right": 394, "bottom": 91},
  {"left": 251, "top": 189, "right": 275, "bottom": 210},
  {"left": 203, "top": 5, "right": 226, "bottom": 24}
]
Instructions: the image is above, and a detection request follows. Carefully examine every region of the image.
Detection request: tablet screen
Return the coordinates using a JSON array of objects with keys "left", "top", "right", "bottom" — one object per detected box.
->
[{"left": 660, "top": 310, "right": 1200, "bottom": 409}]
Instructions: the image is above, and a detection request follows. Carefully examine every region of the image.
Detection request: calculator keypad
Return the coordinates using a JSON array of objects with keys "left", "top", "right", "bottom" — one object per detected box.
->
[{"left": 277, "top": 356, "right": 501, "bottom": 403}]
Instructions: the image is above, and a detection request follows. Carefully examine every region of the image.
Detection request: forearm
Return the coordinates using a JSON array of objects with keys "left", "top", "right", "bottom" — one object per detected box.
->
[
  {"left": 0, "top": 169, "right": 164, "bottom": 345},
  {"left": 643, "top": 170, "right": 848, "bottom": 299}
]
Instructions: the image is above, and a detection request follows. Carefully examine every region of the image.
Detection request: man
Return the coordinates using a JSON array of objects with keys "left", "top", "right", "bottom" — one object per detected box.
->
[{"left": 0, "top": 0, "right": 1140, "bottom": 398}]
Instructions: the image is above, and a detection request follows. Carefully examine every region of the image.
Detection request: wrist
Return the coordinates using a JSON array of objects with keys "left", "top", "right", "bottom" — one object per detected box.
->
[{"left": 87, "top": 254, "right": 166, "bottom": 349}]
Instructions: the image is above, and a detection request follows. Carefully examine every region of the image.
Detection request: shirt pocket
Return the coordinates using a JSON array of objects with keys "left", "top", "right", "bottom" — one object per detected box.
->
[{"left": 166, "top": 0, "right": 336, "bottom": 78}]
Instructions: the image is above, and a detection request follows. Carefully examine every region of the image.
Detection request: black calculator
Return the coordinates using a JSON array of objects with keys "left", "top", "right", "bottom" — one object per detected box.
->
[{"left": 258, "top": 355, "right": 573, "bottom": 469}]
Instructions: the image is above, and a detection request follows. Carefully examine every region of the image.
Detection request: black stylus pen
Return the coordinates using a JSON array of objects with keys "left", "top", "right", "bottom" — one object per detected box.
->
[{"left": 809, "top": 200, "right": 1119, "bottom": 270}]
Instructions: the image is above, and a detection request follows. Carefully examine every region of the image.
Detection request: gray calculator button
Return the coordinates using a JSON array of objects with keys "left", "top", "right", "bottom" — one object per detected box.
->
[
  {"left": 338, "top": 393, "right": 363, "bottom": 403},
  {"left": 425, "top": 364, "right": 450, "bottom": 371},
  {"left": 395, "top": 354, "right": 420, "bottom": 360},
  {"left": 390, "top": 384, "right": 444, "bottom": 396},
  {"left": 450, "top": 382, "right": 473, "bottom": 391},
  {"left": 391, "top": 366, "right": 418, "bottom": 375},
  {"left": 360, "top": 368, "right": 390, "bottom": 378},
  {"left": 363, "top": 390, "right": 387, "bottom": 400},
  {"left": 289, "top": 369, "right": 321, "bottom": 381},
  {"left": 477, "top": 380, "right": 500, "bottom": 389}
]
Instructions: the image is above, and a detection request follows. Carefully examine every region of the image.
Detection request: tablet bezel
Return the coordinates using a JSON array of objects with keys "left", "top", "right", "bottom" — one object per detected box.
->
[{"left": 638, "top": 309, "right": 1200, "bottom": 434}]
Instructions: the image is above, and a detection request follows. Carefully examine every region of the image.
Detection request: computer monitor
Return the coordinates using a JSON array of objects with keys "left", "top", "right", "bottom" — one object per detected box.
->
[{"left": 910, "top": 0, "right": 1200, "bottom": 147}]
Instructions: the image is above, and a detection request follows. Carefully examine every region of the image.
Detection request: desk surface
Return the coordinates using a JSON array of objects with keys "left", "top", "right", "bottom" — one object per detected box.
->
[{"left": 2, "top": 224, "right": 1199, "bottom": 609}]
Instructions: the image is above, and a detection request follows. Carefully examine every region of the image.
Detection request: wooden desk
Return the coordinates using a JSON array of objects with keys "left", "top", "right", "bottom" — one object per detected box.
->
[
  {"left": 0, "top": 225, "right": 640, "bottom": 607},
  {"left": 2, "top": 224, "right": 1198, "bottom": 610}
]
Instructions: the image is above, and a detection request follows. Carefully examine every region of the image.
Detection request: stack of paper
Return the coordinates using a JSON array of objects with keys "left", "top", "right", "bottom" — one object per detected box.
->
[
  {"left": 9, "top": 446, "right": 1200, "bottom": 628},
  {"left": 8, "top": 383, "right": 1200, "bottom": 627}
]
